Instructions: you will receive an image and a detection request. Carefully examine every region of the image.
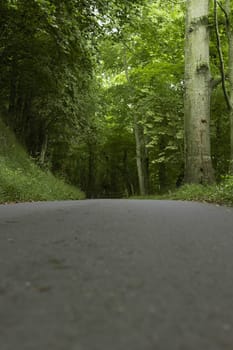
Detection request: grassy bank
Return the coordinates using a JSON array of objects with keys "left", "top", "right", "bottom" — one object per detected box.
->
[
  {"left": 132, "top": 177, "right": 233, "bottom": 207},
  {"left": 165, "top": 179, "right": 233, "bottom": 206},
  {"left": 0, "top": 119, "right": 84, "bottom": 203}
]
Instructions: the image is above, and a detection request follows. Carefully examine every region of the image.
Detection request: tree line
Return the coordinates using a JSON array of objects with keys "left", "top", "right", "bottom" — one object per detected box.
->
[{"left": 0, "top": 0, "right": 232, "bottom": 197}]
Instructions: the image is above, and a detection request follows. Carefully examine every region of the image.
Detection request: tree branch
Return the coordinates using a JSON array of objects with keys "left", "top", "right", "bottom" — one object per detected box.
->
[
  {"left": 217, "top": 1, "right": 231, "bottom": 41},
  {"left": 217, "top": 1, "right": 229, "bottom": 24},
  {"left": 214, "top": 0, "right": 231, "bottom": 110},
  {"left": 210, "top": 77, "right": 223, "bottom": 90}
]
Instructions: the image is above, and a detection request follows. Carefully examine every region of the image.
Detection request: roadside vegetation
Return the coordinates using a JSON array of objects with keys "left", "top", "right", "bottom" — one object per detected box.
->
[
  {"left": 0, "top": 119, "right": 84, "bottom": 203},
  {"left": 1, "top": 1, "right": 233, "bottom": 203},
  {"left": 132, "top": 179, "right": 233, "bottom": 207},
  {"left": 1, "top": 110, "right": 233, "bottom": 206},
  {"left": 166, "top": 180, "right": 233, "bottom": 206}
]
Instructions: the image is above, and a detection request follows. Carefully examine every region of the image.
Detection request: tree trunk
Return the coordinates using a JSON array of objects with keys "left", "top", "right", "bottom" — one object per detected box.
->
[
  {"left": 123, "top": 149, "right": 134, "bottom": 196},
  {"left": 226, "top": 0, "right": 233, "bottom": 173},
  {"left": 133, "top": 116, "right": 148, "bottom": 195},
  {"left": 87, "top": 142, "right": 95, "bottom": 198},
  {"left": 123, "top": 47, "right": 149, "bottom": 195},
  {"left": 8, "top": 64, "right": 18, "bottom": 126},
  {"left": 184, "top": 0, "right": 215, "bottom": 184},
  {"left": 39, "top": 133, "right": 48, "bottom": 165}
]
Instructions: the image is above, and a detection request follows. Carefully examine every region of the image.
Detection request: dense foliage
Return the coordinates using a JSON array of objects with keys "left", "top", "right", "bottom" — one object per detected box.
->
[
  {"left": 0, "top": 0, "right": 233, "bottom": 201},
  {"left": 0, "top": 118, "right": 84, "bottom": 202}
]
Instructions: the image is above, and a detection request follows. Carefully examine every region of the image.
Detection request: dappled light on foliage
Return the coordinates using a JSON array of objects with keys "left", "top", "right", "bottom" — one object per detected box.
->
[{"left": 0, "top": 0, "right": 233, "bottom": 204}]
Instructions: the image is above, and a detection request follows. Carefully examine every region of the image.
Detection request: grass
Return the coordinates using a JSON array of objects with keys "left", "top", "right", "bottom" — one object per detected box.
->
[
  {"left": 166, "top": 180, "right": 233, "bottom": 206},
  {"left": 131, "top": 178, "right": 233, "bottom": 207},
  {"left": 0, "top": 118, "right": 85, "bottom": 203}
]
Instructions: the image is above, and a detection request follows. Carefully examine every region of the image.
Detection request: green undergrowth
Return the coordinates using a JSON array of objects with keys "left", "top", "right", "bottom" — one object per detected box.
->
[
  {"left": 166, "top": 180, "right": 233, "bottom": 206},
  {"left": 132, "top": 178, "right": 233, "bottom": 207},
  {"left": 0, "top": 119, "right": 85, "bottom": 203}
]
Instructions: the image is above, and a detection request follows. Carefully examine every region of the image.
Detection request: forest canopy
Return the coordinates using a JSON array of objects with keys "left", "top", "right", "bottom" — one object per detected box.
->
[{"left": 0, "top": 0, "right": 233, "bottom": 198}]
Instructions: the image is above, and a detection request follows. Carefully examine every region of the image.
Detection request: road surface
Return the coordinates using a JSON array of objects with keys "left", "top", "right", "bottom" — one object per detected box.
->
[{"left": 0, "top": 199, "right": 233, "bottom": 350}]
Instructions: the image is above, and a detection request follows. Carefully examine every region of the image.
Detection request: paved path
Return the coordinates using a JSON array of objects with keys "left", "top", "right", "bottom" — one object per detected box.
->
[{"left": 1, "top": 200, "right": 233, "bottom": 350}]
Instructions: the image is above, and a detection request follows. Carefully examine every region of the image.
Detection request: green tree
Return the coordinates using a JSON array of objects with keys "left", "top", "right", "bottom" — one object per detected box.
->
[{"left": 98, "top": 1, "right": 184, "bottom": 194}]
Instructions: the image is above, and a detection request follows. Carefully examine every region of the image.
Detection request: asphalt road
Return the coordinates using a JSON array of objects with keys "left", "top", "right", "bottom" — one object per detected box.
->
[{"left": 1, "top": 199, "right": 233, "bottom": 350}]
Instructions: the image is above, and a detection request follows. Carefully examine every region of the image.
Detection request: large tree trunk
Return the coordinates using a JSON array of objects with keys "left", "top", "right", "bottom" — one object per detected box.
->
[{"left": 184, "top": 0, "right": 215, "bottom": 184}]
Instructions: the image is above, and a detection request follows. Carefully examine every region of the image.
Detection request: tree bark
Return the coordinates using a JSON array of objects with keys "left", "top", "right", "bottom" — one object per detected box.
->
[
  {"left": 133, "top": 117, "right": 148, "bottom": 195},
  {"left": 184, "top": 0, "right": 215, "bottom": 184}
]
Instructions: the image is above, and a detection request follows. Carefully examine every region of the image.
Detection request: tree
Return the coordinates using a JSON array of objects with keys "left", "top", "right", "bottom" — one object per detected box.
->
[
  {"left": 98, "top": 1, "right": 185, "bottom": 195},
  {"left": 0, "top": 0, "right": 142, "bottom": 182},
  {"left": 184, "top": 0, "right": 215, "bottom": 184},
  {"left": 123, "top": 47, "right": 149, "bottom": 195},
  {"left": 4, "top": 0, "right": 233, "bottom": 197},
  {"left": 212, "top": 0, "right": 233, "bottom": 174}
]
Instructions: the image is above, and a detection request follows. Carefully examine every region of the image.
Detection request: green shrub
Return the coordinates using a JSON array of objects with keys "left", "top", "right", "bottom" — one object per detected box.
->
[
  {"left": 166, "top": 178, "right": 233, "bottom": 206},
  {"left": 131, "top": 178, "right": 233, "bottom": 207},
  {"left": 213, "top": 176, "right": 233, "bottom": 205}
]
